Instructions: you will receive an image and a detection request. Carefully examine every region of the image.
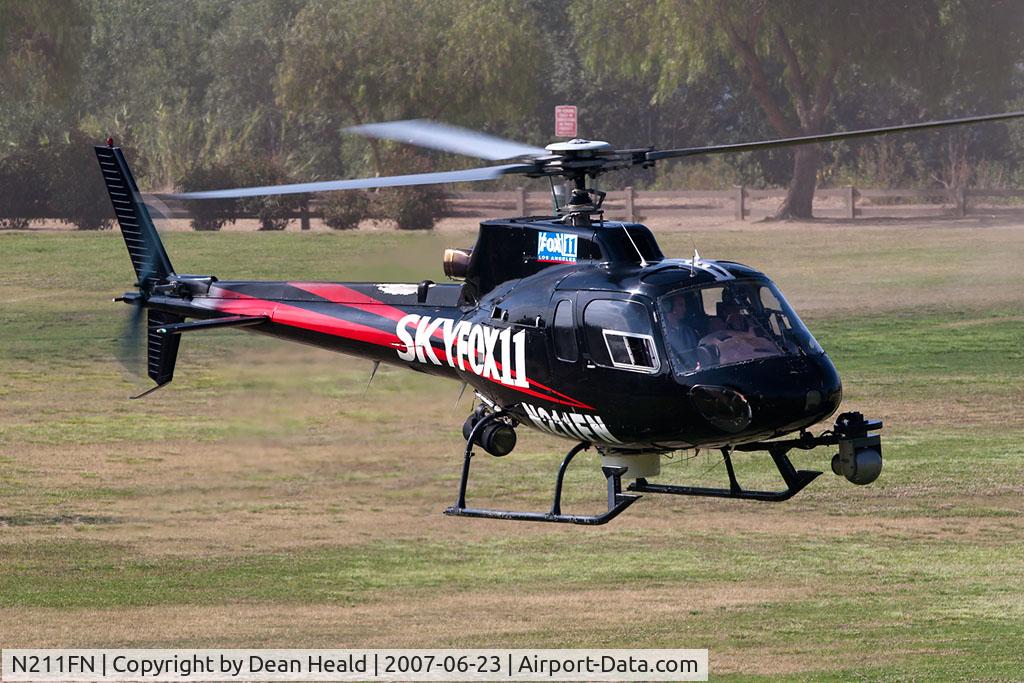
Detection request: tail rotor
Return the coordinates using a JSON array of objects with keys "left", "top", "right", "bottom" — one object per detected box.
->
[
  {"left": 98, "top": 143, "right": 183, "bottom": 397},
  {"left": 116, "top": 293, "right": 146, "bottom": 377}
]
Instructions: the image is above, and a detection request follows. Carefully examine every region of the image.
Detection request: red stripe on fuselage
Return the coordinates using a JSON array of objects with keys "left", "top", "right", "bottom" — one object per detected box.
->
[
  {"left": 209, "top": 288, "right": 405, "bottom": 350},
  {"left": 207, "top": 286, "right": 593, "bottom": 410},
  {"left": 289, "top": 283, "right": 412, "bottom": 325},
  {"left": 522, "top": 376, "right": 593, "bottom": 409}
]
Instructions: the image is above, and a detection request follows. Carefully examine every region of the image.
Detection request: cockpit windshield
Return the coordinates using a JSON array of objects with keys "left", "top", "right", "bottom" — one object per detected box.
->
[{"left": 658, "top": 280, "right": 823, "bottom": 375}]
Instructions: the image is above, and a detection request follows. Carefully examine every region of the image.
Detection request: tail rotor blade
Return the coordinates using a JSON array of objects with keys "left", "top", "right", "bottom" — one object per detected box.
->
[{"left": 117, "top": 301, "right": 146, "bottom": 377}]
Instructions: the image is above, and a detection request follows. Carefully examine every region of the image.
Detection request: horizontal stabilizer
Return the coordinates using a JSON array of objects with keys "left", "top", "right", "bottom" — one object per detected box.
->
[{"left": 155, "top": 315, "right": 267, "bottom": 335}]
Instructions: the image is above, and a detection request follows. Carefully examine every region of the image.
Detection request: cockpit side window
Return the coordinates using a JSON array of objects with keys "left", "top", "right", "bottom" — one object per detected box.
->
[
  {"left": 583, "top": 299, "right": 660, "bottom": 374},
  {"left": 552, "top": 299, "right": 578, "bottom": 362}
]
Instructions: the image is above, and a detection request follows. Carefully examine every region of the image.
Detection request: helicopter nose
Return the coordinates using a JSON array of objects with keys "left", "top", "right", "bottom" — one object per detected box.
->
[
  {"left": 690, "top": 355, "right": 841, "bottom": 439},
  {"left": 748, "top": 355, "right": 842, "bottom": 433}
]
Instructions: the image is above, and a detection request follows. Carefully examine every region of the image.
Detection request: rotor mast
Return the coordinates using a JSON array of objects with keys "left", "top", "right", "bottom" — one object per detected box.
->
[
  {"left": 557, "top": 174, "right": 596, "bottom": 226},
  {"left": 544, "top": 139, "right": 617, "bottom": 226}
]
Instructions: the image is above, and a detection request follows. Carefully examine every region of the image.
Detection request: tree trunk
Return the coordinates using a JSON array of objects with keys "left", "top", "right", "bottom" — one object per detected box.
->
[
  {"left": 721, "top": 16, "right": 838, "bottom": 222},
  {"left": 773, "top": 146, "right": 820, "bottom": 220}
]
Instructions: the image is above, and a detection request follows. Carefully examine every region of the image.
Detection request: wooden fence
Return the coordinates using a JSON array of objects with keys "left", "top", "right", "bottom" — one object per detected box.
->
[
  {"left": 136, "top": 185, "right": 1024, "bottom": 227},
  {"left": 443, "top": 185, "right": 994, "bottom": 222}
]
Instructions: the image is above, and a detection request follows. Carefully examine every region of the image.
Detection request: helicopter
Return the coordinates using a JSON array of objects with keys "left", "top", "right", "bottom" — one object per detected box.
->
[{"left": 97, "top": 110, "right": 1024, "bottom": 525}]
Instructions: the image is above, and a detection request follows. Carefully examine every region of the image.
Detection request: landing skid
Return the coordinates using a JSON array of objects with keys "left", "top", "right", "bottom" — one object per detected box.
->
[
  {"left": 629, "top": 447, "right": 820, "bottom": 502},
  {"left": 444, "top": 411, "right": 640, "bottom": 525},
  {"left": 629, "top": 414, "right": 882, "bottom": 502},
  {"left": 444, "top": 410, "right": 882, "bottom": 523}
]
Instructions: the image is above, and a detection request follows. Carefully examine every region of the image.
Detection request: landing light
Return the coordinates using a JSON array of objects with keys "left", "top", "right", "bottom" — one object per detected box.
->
[{"left": 691, "top": 385, "right": 752, "bottom": 433}]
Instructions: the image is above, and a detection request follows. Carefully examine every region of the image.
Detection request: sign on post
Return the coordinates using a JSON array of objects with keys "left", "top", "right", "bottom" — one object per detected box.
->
[{"left": 555, "top": 105, "right": 577, "bottom": 138}]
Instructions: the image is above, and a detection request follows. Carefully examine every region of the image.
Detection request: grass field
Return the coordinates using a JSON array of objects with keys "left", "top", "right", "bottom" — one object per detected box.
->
[{"left": 1, "top": 216, "right": 1023, "bottom": 680}]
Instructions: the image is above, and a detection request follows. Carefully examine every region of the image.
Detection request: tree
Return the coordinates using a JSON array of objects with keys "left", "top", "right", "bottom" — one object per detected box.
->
[
  {"left": 80, "top": 0, "right": 232, "bottom": 188},
  {"left": 276, "top": 0, "right": 549, "bottom": 178},
  {"left": 0, "top": 0, "right": 91, "bottom": 153},
  {"left": 538, "top": 2, "right": 777, "bottom": 190},
  {"left": 573, "top": 0, "right": 1022, "bottom": 219},
  {"left": 205, "top": 0, "right": 305, "bottom": 160}
]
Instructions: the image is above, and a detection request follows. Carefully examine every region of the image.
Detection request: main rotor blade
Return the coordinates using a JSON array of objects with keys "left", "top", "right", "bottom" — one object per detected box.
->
[
  {"left": 647, "top": 111, "right": 1024, "bottom": 162},
  {"left": 168, "top": 164, "right": 533, "bottom": 200},
  {"left": 346, "top": 119, "right": 548, "bottom": 161}
]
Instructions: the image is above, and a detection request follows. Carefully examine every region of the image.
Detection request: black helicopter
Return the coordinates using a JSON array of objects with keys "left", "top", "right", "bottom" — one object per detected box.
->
[{"left": 98, "top": 110, "right": 1024, "bottom": 524}]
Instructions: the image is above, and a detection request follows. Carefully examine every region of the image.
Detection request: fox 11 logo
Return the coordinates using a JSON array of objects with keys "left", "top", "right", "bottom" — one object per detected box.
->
[{"left": 537, "top": 231, "right": 578, "bottom": 263}]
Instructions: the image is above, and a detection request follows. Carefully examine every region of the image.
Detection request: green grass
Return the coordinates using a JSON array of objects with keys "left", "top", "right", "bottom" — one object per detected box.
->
[
  {"left": 2, "top": 530, "right": 1022, "bottom": 610},
  {"left": 1, "top": 226, "right": 1022, "bottom": 679},
  {"left": 2, "top": 532, "right": 1023, "bottom": 678}
]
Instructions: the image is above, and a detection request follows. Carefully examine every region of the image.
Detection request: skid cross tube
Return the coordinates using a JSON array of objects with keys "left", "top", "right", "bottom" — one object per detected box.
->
[
  {"left": 629, "top": 446, "right": 821, "bottom": 502},
  {"left": 445, "top": 411, "right": 640, "bottom": 525}
]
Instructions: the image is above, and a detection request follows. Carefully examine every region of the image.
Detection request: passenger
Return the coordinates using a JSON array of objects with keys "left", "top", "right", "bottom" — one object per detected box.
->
[
  {"left": 722, "top": 304, "right": 750, "bottom": 333},
  {"left": 700, "top": 303, "right": 781, "bottom": 364}
]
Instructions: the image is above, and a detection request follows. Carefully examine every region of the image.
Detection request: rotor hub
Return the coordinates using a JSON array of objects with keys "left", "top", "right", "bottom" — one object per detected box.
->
[{"left": 544, "top": 139, "right": 613, "bottom": 154}]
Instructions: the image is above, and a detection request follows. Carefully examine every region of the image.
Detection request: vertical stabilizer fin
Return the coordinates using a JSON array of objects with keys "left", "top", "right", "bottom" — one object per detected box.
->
[{"left": 94, "top": 144, "right": 174, "bottom": 286}]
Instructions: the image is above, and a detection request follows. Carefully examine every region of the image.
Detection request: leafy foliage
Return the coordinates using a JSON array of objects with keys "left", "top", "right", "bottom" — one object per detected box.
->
[
  {"left": 3, "top": 0, "right": 1024, "bottom": 227},
  {"left": 0, "top": 133, "right": 110, "bottom": 230},
  {"left": 0, "top": 0, "right": 92, "bottom": 150},
  {"left": 0, "top": 146, "right": 52, "bottom": 228},
  {"left": 47, "top": 131, "right": 112, "bottom": 230},
  {"left": 573, "top": 0, "right": 1024, "bottom": 217},
  {"left": 369, "top": 187, "right": 448, "bottom": 231},
  {"left": 366, "top": 154, "right": 450, "bottom": 230},
  {"left": 177, "top": 162, "right": 240, "bottom": 231},
  {"left": 321, "top": 191, "right": 370, "bottom": 231},
  {"left": 232, "top": 157, "right": 305, "bottom": 231},
  {"left": 178, "top": 156, "right": 306, "bottom": 231}
]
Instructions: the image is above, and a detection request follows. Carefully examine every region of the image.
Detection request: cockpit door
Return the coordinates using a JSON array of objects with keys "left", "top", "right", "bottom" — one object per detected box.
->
[
  {"left": 550, "top": 294, "right": 580, "bottom": 365},
  {"left": 577, "top": 293, "right": 663, "bottom": 375},
  {"left": 544, "top": 293, "right": 583, "bottom": 392}
]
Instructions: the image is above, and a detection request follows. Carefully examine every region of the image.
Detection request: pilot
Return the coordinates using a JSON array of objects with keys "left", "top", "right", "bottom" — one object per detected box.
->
[{"left": 665, "top": 295, "right": 698, "bottom": 346}]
